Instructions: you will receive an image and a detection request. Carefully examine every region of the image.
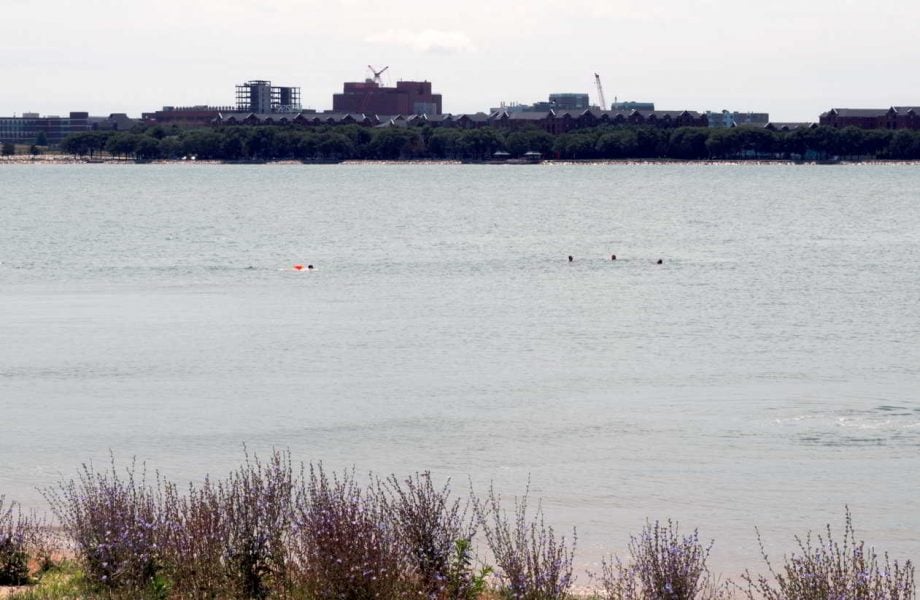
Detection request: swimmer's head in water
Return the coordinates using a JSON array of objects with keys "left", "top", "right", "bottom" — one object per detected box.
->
[{"left": 568, "top": 255, "right": 573, "bottom": 262}]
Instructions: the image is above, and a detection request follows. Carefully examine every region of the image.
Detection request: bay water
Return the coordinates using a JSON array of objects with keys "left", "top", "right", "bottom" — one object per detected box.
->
[{"left": 1, "top": 163, "right": 918, "bottom": 577}]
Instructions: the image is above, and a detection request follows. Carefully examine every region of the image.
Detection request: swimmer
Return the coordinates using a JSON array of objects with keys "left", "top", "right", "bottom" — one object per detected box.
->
[
  {"left": 568, "top": 255, "right": 573, "bottom": 262},
  {"left": 611, "top": 254, "right": 617, "bottom": 261},
  {"left": 307, "top": 265, "right": 314, "bottom": 270},
  {"left": 657, "top": 259, "right": 663, "bottom": 265}
]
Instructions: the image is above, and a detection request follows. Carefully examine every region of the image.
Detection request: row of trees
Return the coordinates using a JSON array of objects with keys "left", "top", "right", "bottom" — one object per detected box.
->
[{"left": 58, "top": 124, "right": 920, "bottom": 162}]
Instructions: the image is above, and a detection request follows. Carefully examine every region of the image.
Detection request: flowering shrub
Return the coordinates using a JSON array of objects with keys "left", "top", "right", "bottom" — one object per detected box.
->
[
  {"left": 43, "top": 459, "right": 163, "bottom": 595},
  {"left": 741, "top": 509, "right": 916, "bottom": 600},
  {"left": 381, "top": 472, "right": 485, "bottom": 599},
  {"left": 596, "top": 520, "right": 729, "bottom": 600},
  {"left": 476, "top": 483, "right": 576, "bottom": 600},
  {"left": 0, "top": 496, "right": 32, "bottom": 586},
  {"left": 291, "top": 464, "right": 413, "bottom": 599},
  {"left": 157, "top": 449, "right": 295, "bottom": 599},
  {"left": 220, "top": 449, "right": 294, "bottom": 599},
  {"left": 34, "top": 452, "right": 918, "bottom": 600},
  {"left": 159, "top": 476, "right": 230, "bottom": 598}
]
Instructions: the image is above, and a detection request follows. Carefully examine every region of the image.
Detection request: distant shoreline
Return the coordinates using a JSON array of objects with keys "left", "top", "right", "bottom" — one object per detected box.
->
[{"left": 4, "top": 155, "right": 920, "bottom": 166}]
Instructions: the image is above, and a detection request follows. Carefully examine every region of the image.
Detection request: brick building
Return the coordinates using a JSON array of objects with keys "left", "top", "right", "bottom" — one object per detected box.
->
[
  {"left": 819, "top": 108, "right": 890, "bottom": 129},
  {"left": 818, "top": 107, "right": 920, "bottom": 130},
  {"left": 546, "top": 109, "right": 708, "bottom": 134},
  {"left": 333, "top": 80, "right": 442, "bottom": 115},
  {"left": 214, "top": 107, "right": 710, "bottom": 134},
  {"left": 765, "top": 122, "right": 816, "bottom": 132},
  {"left": 892, "top": 107, "right": 920, "bottom": 129}
]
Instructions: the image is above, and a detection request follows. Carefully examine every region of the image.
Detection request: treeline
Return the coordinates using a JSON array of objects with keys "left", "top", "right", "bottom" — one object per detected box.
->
[{"left": 59, "top": 123, "right": 920, "bottom": 161}]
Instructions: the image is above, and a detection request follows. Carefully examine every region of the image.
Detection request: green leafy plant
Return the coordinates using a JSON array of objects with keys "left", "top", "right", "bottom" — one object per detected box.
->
[
  {"left": 447, "top": 538, "right": 493, "bottom": 600},
  {"left": 8, "top": 561, "right": 90, "bottom": 600}
]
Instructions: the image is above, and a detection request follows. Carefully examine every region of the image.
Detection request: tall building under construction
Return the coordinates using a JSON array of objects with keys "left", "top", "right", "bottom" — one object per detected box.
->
[
  {"left": 235, "top": 80, "right": 301, "bottom": 113},
  {"left": 333, "top": 80, "right": 442, "bottom": 115}
]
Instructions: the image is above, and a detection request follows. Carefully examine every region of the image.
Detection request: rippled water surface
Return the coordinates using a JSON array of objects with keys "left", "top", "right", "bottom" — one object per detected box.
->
[{"left": 2, "top": 163, "right": 919, "bottom": 574}]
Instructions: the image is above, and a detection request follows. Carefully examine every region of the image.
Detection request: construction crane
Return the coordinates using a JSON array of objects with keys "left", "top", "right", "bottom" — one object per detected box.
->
[
  {"left": 368, "top": 65, "right": 389, "bottom": 86},
  {"left": 594, "top": 73, "right": 608, "bottom": 111}
]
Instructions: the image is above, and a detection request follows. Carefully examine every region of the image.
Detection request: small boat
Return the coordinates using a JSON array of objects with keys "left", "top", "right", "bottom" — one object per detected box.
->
[
  {"left": 485, "top": 150, "right": 543, "bottom": 165},
  {"left": 511, "top": 151, "right": 543, "bottom": 164}
]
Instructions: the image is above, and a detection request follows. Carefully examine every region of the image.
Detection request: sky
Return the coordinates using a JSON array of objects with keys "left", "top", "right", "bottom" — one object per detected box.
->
[{"left": 3, "top": 0, "right": 919, "bottom": 122}]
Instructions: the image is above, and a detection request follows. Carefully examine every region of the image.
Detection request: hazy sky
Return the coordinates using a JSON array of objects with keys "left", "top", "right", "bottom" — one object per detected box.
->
[{"left": 4, "top": 0, "right": 919, "bottom": 121}]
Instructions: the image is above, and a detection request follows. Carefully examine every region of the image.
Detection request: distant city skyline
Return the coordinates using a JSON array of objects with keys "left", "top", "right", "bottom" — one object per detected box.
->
[{"left": 3, "top": 0, "right": 919, "bottom": 121}]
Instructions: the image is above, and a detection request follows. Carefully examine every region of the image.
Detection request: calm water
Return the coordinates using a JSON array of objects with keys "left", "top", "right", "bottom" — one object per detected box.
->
[{"left": 1, "top": 163, "right": 919, "bottom": 576}]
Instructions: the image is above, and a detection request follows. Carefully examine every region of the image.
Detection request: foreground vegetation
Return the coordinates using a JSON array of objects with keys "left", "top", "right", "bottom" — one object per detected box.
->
[
  {"left": 1, "top": 452, "right": 915, "bottom": 599},
  {"left": 48, "top": 123, "right": 920, "bottom": 162}
]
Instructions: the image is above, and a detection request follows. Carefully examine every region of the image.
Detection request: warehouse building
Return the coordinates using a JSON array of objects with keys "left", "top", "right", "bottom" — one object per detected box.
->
[
  {"left": 333, "top": 80, "right": 442, "bottom": 115},
  {"left": 819, "top": 107, "right": 920, "bottom": 130}
]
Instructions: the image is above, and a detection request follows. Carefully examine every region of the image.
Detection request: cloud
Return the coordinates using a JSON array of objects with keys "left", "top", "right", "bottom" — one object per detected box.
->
[
  {"left": 365, "top": 29, "right": 476, "bottom": 54},
  {"left": 565, "top": 0, "right": 677, "bottom": 21}
]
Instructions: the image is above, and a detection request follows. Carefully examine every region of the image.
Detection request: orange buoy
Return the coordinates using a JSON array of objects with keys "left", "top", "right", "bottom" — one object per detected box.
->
[{"left": 294, "top": 264, "right": 304, "bottom": 271}]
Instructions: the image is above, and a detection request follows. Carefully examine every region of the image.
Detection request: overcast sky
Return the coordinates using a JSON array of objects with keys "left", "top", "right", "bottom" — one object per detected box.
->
[{"left": 4, "top": 0, "right": 919, "bottom": 121}]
